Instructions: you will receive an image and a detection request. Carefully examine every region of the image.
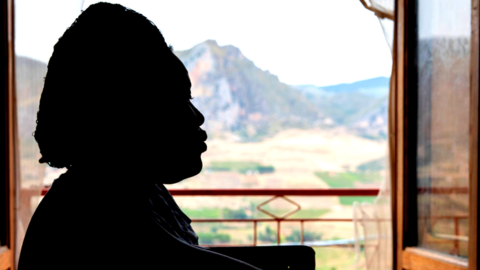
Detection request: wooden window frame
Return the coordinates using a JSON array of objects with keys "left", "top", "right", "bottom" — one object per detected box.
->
[
  {"left": 1, "top": 1, "right": 477, "bottom": 270},
  {"left": 393, "top": 0, "right": 479, "bottom": 269},
  {"left": 1, "top": 0, "right": 16, "bottom": 269}
]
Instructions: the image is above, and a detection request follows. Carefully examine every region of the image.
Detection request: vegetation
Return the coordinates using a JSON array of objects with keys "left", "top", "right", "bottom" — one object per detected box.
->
[
  {"left": 296, "top": 77, "right": 389, "bottom": 128},
  {"left": 314, "top": 171, "right": 382, "bottom": 188},
  {"left": 256, "top": 226, "right": 324, "bottom": 243},
  {"left": 184, "top": 207, "right": 330, "bottom": 221},
  {"left": 205, "top": 161, "right": 274, "bottom": 174},
  {"left": 287, "top": 209, "right": 330, "bottom": 219},
  {"left": 196, "top": 232, "right": 231, "bottom": 244},
  {"left": 184, "top": 207, "right": 331, "bottom": 245},
  {"left": 182, "top": 208, "right": 222, "bottom": 219},
  {"left": 175, "top": 40, "right": 389, "bottom": 142},
  {"left": 258, "top": 225, "right": 278, "bottom": 242},
  {"left": 356, "top": 157, "right": 386, "bottom": 172},
  {"left": 285, "top": 229, "right": 323, "bottom": 242},
  {"left": 176, "top": 40, "right": 323, "bottom": 143},
  {"left": 183, "top": 206, "right": 252, "bottom": 220},
  {"left": 222, "top": 208, "right": 249, "bottom": 219},
  {"left": 314, "top": 171, "right": 382, "bottom": 205},
  {"left": 337, "top": 196, "right": 376, "bottom": 205}
]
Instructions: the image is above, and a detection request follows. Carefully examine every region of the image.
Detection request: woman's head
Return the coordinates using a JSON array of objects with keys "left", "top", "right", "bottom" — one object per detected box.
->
[{"left": 34, "top": 2, "right": 207, "bottom": 183}]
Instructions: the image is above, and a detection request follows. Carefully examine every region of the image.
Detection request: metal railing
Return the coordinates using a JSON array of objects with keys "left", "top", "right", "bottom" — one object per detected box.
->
[
  {"left": 41, "top": 187, "right": 378, "bottom": 246},
  {"left": 39, "top": 187, "right": 468, "bottom": 252},
  {"left": 170, "top": 189, "right": 380, "bottom": 246}
]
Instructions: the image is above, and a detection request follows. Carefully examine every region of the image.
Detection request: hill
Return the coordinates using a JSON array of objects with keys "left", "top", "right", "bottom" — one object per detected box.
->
[
  {"left": 15, "top": 55, "right": 48, "bottom": 187},
  {"left": 175, "top": 40, "right": 324, "bottom": 141},
  {"left": 176, "top": 40, "right": 389, "bottom": 141},
  {"left": 298, "top": 77, "right": 389, "bottom": 96},
  {"left": 16, "top": 56, "right": 47, "bottom": 141},
  {"left": 15, "top": 42, "right": 389, "bottom": 143},
  {"left": 295, "top": 77, "right": 389, "bottom": 139}
]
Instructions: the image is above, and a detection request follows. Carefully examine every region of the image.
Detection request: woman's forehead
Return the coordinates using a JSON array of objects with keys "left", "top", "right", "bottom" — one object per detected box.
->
[{"left": 168, "top": 52, "right": 191, "bottom": 94}]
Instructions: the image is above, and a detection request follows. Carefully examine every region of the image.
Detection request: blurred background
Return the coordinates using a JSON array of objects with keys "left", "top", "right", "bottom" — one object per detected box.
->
[{"left": 14, "top": 1, "right": 393, "bottom": 269}]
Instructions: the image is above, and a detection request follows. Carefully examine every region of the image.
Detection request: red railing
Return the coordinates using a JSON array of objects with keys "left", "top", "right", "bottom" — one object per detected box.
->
[
  {"left": 41, "top": 187, "right": 378, "bottom": 246},
  {"left": 166, "top": 189, "right": 381, "bottom": 246},
  {"left": 39, "top": 187, "right": 468, "bottom": 251},
  {"left": 167, "top": 189, "right": 380, "bottom": 196},
  {"left": 40, "top": 186, "right": 468, "bottom": 197}
]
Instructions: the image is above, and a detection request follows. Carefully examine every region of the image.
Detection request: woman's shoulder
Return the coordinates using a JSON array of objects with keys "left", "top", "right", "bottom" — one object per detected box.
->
[
  {"left": 19, "top": 171, "right": 87, "bottom": 268},
  {"left": 27, "top": 171, "right": 84, "bottom": 232}
]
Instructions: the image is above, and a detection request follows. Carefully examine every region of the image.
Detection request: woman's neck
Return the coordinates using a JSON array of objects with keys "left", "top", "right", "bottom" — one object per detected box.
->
[{"left": 65, "top": 165, "right": 153, "bottom": 210}]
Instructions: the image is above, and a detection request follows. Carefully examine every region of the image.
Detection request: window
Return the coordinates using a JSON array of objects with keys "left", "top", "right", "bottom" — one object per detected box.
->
[
  {"left": 2, "top": 1, "right": 16, "bottom": 269},
  {"left": 395, "top": 0, "right": 479, "bottom": 269},
  {"left": 416, "top": 0, "right": 471, "bottom": 258},
  {"left": 12, "top": 0, "right": 395, "bottom": 269}
]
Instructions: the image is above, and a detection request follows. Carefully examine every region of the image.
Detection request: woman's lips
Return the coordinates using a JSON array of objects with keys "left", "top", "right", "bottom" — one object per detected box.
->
[{"left": 199, "top": 142, "right": 207, "bottom": 153}]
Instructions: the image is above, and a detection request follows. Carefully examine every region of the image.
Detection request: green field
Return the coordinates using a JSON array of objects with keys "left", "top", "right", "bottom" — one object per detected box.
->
[
  {"left": 356, "top": 157, "right": 386, "bottom": 172},
  {"left": 183, "top": 208, "right": 223, "bottom": 219},
  {"left": 313, "top": 171, "right": 382, "bottom": 187},
  {"left": 184, "top": 206, "right": 331, "bottom": 246},
  {"left": 314, "top": 171, "right": 382, "bottom": 205},
  {"left": 183, "top": 207, "right": 329, "bottom": 220},
  {"left": 205, "top": 161, "right": 275, "bottom": 174}
]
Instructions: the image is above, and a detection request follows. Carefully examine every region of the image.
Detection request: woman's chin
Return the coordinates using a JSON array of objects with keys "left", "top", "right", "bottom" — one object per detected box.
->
[{"left": 162, "top": 158, "right": 203, "bottom": 185}]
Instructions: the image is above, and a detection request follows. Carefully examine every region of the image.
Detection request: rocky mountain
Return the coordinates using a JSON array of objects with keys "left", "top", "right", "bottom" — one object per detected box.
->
[
  {"left": 16, "top": 41, "right": 389, "bottom": 143},
  {"left": 176, "top": 40, "right": 389, "bottom": 141},
  {"left": 295, "top": 77, "right": 389, "bottom": 139},
  {"left": 175, "top": 40, "right": 324, "bottom": 141},
  {"left": 349, "top": 97, "right": 388, "bottom": 139},
  {"left": 299, "top": 77, "right": 389, "bottom": 96}
]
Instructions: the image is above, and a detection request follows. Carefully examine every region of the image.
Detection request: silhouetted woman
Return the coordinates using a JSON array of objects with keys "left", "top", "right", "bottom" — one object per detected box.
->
[{"left": 18, "top": 3, "right": 260, "bottom": 269}]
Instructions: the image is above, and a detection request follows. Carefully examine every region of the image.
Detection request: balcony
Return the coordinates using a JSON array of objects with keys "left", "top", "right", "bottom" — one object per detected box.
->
[
  {"left": 36, "top": 186, "right": 467, "bottom": 269},
  {"left": 38, "top": 187, "right": 377, "bottom": 245}
]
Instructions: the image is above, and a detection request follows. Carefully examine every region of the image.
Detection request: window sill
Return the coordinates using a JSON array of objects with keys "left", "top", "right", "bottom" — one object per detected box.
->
[{"left": 402, "top": 247, "right": 468, "bottom": 270}]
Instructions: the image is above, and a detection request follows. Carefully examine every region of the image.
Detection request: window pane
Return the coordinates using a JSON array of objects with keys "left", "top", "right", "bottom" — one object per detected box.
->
[{"left": 416, "top": 0, "right": 471, "bottom": 258}]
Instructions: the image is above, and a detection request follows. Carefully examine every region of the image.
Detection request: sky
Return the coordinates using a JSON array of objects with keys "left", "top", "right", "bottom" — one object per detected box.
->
[
  {"left": 15, "top": 0, "right": 392, "bottom": 86},
  {"left": 418, "top": 0, "right": 471, "bottom": 39}
]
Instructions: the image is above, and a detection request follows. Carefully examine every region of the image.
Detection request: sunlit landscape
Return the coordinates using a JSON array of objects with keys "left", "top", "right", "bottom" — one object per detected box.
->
[
  {"left": 7, "top": 0, "right": 478, "bottom": 269},
  {"left": 15, "top": 1, "right": 393, "bottom": 269}
]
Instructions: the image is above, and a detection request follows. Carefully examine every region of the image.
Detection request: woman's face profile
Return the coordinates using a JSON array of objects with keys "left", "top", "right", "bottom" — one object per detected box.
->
[{"left": 159, "top": 56, "right": 207, "bottom": 185}]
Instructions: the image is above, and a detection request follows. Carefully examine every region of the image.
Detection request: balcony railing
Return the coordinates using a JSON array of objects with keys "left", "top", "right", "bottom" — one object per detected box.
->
[
  {"left": 40, "top": 187, "right": 379, "bottom": 247},
  {"left": 38, "top": 186, "right": 467, "bottom": 255},
  {"left": 168, "top": 189, "right": 380, "bottom": 246}
]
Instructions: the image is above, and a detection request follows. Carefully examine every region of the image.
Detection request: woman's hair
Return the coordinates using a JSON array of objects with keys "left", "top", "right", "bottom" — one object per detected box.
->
[{"left": 34, "top": 2, "right": 184, "bottom": 168}]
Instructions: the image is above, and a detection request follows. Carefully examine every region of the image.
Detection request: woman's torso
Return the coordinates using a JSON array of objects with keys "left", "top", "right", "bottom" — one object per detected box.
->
[{"left": 18, "top": 170, "right": 260, "bottom": 270}]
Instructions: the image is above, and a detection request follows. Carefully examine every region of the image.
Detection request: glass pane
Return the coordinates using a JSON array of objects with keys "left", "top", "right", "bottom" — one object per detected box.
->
[{"left": 417, "top": 0, "right": 471, "bottom": 258}]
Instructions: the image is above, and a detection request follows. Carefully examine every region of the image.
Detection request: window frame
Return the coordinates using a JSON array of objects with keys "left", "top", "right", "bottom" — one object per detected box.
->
[
  {"left": 1, "top": 0, "right": 17, "bottom": 269},
  {"left": 2, "top": 1, "right": 478, "bottom": 269},
  {"left": 393, "top": 0, "right": 479, "bottom": 269}
]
